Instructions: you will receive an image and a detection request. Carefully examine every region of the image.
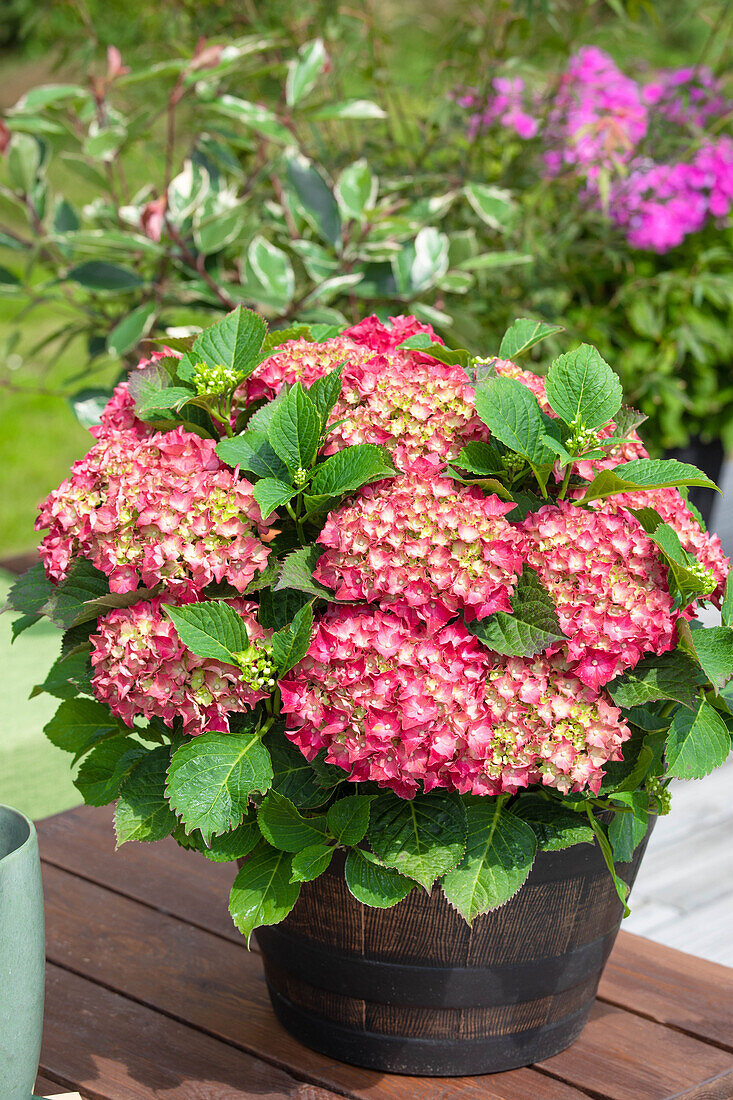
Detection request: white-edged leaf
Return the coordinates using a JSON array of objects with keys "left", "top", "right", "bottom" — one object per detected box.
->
[{"left": 286, "top": 38, "right": 328, "bottom": 106}]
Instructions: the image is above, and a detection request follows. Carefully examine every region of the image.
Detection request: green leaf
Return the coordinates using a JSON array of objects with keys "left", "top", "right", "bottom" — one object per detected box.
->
[
  {"left": 74, "top": 736, "right": 146, "bottom": 807},
  {"left": 68, "top": 388, "right": 112, "bottom": 430},
  {"left": 166, "top": 729, "right": 273, "bottom": 843},
  {"left": 286, "top": 38, "right": 327, "bottom": 106},
  {"left": 44, "top": 697, "right": 127, "bottom": 760},
  {"left": 465, "top": 183, "right": 516, "bottom": 232},
  {"left": 499, "top": 318, "right": 565, "bottom": 359},
  {"left": 468, "top": 566, "right": 564, "bottom": 657},
  {"left": 579, "top": 459, "right": 720, "bottom": 504},
  {"left": 194, "top": 819, "right": 261, "bottom": 863},
  {"left": 395, "top": 333, "right": 471, "bottom": 369},
  {"left": 545, "top": 344, "right": 623, "bottom": 430},
  {"left": 327, "top": 795, "right": 374, "bottom": 846},
  {"left": 14, "top": 83, "right": 88, "bottom": 111},
  {"left": 5, "top": 563, "right": 54, "bottom": 639},
  {"left": 584, "top": 810, "right": 630, "bottom": 916},
  {"left": 253, "top": 478, "right": 298, "bottom": 520},
  {"left": 248, "top": 236, "right": 295, "bottom": 307},
  {"left": 0, "top": 264, "right": 19, "bottom": 285},
  {"left": 367, "top": 791, "right": 466, "bottom": 891},
  {"left": 685, "top": 626, "right": 733, "bottom": 693},
  {"left": 193, "top": 201, "right": 246, "bottom": 255},
  {"left": 267, "top": 382, "right": 321, "bottom": 473},
  {"left": 267, "top": 735, "right": 331, "bottom": 808},
  {"left": 473, "top": 377, "right": 555, "bottom": 469},
  {"left": 67, "top": 261, "right": 143, "bottom": 292},
  {"left": 216, "top": 431, "right": 290, "bottom": 481},
  {"left": 608, "top": 792, "right": 649, "bottom": 863},
  {"left": 286, "top": 155, "right": 342, "bottom": 248},
  {"left": 257, "top": 790, "right": 328, "bottom": 852},
  {"left": 163, "top": 601, "right": 248, "bottom": 665},
  {"left": 258, "top": 588, "right": 312, "bottom": 631},
  {"left": 335, "top": 159, "right": 377, "bottom": 221},
  {"left": 32, "top": 647, "right": 93, "bottom": 701},
  {"left": 345, "top": 848, "right": 417, "bottom": 907},
  {"left": 7, "top": 133, "right": 41, "bottom": 191},
  {"left": 665, "top": 699, "right": 730, "bottom": 780},
  {"left": 210, "top": 95, "right": 293, "bottom": 143},
  {"left": 441, "top": 800, "right": 536, "bottom": 922},
  {"left": 513, "top": 796, "right": 594, "bottom": 852},
  {"left": 115, "top": 747, "right": 177, "bottom": 845},
  {"left": 271, "top": 603, "right": 314, "bottom": 674},
  {"left": 720, "top": 574, "right": 733, "bottom": 628},
  {"left": 192, "top": 306, "right": 267, "bottom": 381},
  {"left": 291, "top": 843, "right": 334, "bottom": 882},
  {"left": 648, "top": 524, "right": 720, "bottom": 610},
  {"left": 274, "top": 545, "right": 339, "bottom": 602},
  {"left": 457, "top": 251, "right": 532, "bottom": 272},
  {"left": 606, "top": 651, "right": 705, "bottom": 709},
  {"left": 310, "top": 99, "right": 386, "bottom": 120},
  {"left": 229, "top": 842, "right": 301, "bottom": 941},
  {"left": 40, "top": 559, "right": 109, "bottom": 630},
  {"left": 309, "top": 444, "right": 395, "bottom": 498},
  {"left": 455, "top": 440, "right": 505, "bottom": 476},
  {"left": 307, "top": 367, "right": 343, "bottom": 430},
  {"left": 107, "top": 303, "right": 156, "bottom": 357},
  {"left": 126, "top": 359, "right": 180, "bottom": 420}
]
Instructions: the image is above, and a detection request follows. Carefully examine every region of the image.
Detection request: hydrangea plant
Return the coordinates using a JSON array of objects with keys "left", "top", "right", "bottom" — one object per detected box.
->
[{"left": 7, "top": 308, "right": 733, "bottom": 937}]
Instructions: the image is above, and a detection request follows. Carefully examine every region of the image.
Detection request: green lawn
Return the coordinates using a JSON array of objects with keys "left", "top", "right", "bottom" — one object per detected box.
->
[{"left": 0, "top": 570, "right": 82, "bottom": 820}]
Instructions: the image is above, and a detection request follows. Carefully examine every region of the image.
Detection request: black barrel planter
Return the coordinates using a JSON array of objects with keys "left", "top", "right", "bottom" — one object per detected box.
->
[{"left": 255, "top": 827, "right": 653, "bottom": 1076}]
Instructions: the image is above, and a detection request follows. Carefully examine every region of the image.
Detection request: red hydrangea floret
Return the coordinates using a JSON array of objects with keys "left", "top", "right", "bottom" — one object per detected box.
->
[
  {"left": 280, "top": 604, "right": 630, "bottom": 799},
  {"left": 90, "top": 596, "right": 269, "bottom": 734},
  {"left": 518, "top": 500, "right": 677, "bottom": 690},
  {"left": 237, "top": 335, "right": 376, "bottom": 405},
  {"left": 314, "top": 475, "right": 523, "bottom": 625},
  {"left": 36, "top": 425, "right": 274, "bottom": 597}
]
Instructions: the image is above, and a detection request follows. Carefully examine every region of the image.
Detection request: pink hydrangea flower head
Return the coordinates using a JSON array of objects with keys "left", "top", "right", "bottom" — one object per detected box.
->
[
  {"left": 315, "top": 474, "right": 523, "bottom": 624},
  {"left": 237, "top": 335, "right": 377, "bottom": 405},
  {"left": 36, "top": 425, "right": 274, "bottom": 596},
  {"left": 91, "top": 347, "right": 179, "bottom": 443},
  {"left": 280, "top": 605, "right": 630, "bottom": 798},
  {"left": 90, "top": 595, "right": 269, "bottom": 734},
  {"left": 341, "top": 314, "right": 442, "bottom": 354},
  {"left": 518, "top": 500, "right": 677, "bottom": 688}
]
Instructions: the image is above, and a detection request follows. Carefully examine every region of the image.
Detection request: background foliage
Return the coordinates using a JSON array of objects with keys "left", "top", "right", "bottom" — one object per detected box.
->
[{"left": 0, "top": 0, "right": 731, "bottom": 556}]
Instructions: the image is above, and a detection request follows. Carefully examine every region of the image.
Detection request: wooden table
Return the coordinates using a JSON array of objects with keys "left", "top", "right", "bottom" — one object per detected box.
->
[{"left": 33, "top": 805, "right": 733, "bottom": 1100}]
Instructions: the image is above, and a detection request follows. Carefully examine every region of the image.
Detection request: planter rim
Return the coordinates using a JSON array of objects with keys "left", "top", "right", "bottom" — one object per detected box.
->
[{"left": 0, "top": 803, "right": 35, "bottom": 868}]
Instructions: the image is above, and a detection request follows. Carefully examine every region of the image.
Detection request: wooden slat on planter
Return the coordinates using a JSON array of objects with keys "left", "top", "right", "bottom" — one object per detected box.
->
[
  {"left": 34, "top": 1073, "right": 73, "bottom": 1097},
  {"left": 41, "top": 964, "right": 340, "bottom": 1100},
  {"left": 40, "top": 862, "right": 590, "bottom": 1100},
  {"left": 37, "top": 806, "right": 733, "bottom": 1056},
  {"left": 599, "top": 934, "right": 733, "bottom": 1052}
]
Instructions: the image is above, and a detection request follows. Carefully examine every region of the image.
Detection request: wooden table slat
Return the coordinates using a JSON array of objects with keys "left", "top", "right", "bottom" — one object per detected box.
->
[{"left": 42, "top": 963, "right": 343, "bottom": 1100}]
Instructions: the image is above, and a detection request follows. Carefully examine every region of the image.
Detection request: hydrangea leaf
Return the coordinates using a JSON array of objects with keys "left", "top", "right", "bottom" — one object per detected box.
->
[
  {"left": 579, "top": 459, "right": 720, "bottom": 504},
  {"left": 646, "top": 523, "right": 718, "bottom": 610},
  {"left": 290, "top": 843, "right": 334, "bottom": 883},
  {"left": 5, "top": 562, "right": 54, "bottom": 639},
  {"left": 607, "top": 791, "right": 650, "bottom": 863},
  {"left": 42, "top": 559, "right": 109, "bottom": 629},
  {"left": 665, "top": 699, "right": 730, "bottom": 780},
  {"left": 115, "top": 746, "right": 177, "bottom": 845},
  {"left": 454, "top": 440, "right": 506, "bottom": 476},
  {"left": 545, "top": 343, "right": 623, "bottom": 430},
  {"left": 498, "top": 318, "right": 564, "bottom": 359},
  {"left": 307, "top": 365, "right": 343, "bottom": 429},
  {"left": 74, "top": 736, "right": 146, "bottom": 807},
  {"left": 127, "top": 358, "right": 180, "bottom": 420},
  {"left": 166, "top": 729, "right": 273, "bottom": 843},
  {"left": 163, "top": 601, "right": 249, "bottom": 665},
  {"left": 473, "top": 377, "right": 556, "bottom": 468},
  {"left": 188, "top": 818, "right": 261, "bottom": 863},
  {"left": 252, "top": 478, "right": 298, "bottom": 520},
  {"left": 685, "top": 626, "right": 733, "bottom": 693},
  {"left": 257, "top": 790, "right": 328, "bottom": 852},
  {"left": 229, "top": 841, "right": 301, "bottom": 943},
  {"left": 309, "top": 444, "right": 395, "bottom": 498},
  {"left": 267, "top": 735, "right": 331, "bottom": 808},
  {"left": 513, "top": 796, "right": 594, "bottom": 851},
  {"left": 274, "top": 545, "right": 342, "bottom": 602},
  {"left": 267, "top": 382, "right": 321, "bottom": 473},
  {"left": 441, "top": 799, "right": 537, "bottom": 921},
  {"left": 327, "top": 794, "right": 375, "bottom": 846},
  {"left": 606, "top": 651, "right": 705, "bottom": 709},
  {"left": 258, "top": 587, "right": 312, "bottom": 631},
  {"left": 720, "top": 574, "right": 733, "bottom": 628},
  {"left": 344, "top": 849, "right": 418, "bottom": 908},
  {"left": 216, "top": 431, "right": 290, "bottom": 481},
  {"left": 191, "top": 304, "right": 267, "bottom": 381},
  {"left": 395, "top": 332, "right": 471, "bottom": 368},
  {"left": 44, "top": 697, "right": 128, "bottom": 762},
  {"left": 31, "top": 646, "right": 94, "bottom": 701},
  {"left": 271, "top": 603, "right": 314, "bottom": 674},
  {"left": 468, "top": 566, "right": 564, "bottom": 657},
  {"left": 367, "top": 791, "right": 467, "bottom": 891},
  {"left": 609, "top": 405, "right": 647, "bottom": 439}
]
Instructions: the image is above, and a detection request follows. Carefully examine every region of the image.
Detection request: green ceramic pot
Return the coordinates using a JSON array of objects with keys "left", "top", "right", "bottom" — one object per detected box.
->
[{"left": 0, "top": 805, "right": 45, "bottom": 1099}]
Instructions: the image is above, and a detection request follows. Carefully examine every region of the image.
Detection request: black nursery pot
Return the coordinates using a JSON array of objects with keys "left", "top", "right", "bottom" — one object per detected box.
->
[
  {"left": 666, "top": 435, "right": 725, "bottom": 527},
  {"left": 256, "top": 827, "right": 653, "bottom": 1077}
]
